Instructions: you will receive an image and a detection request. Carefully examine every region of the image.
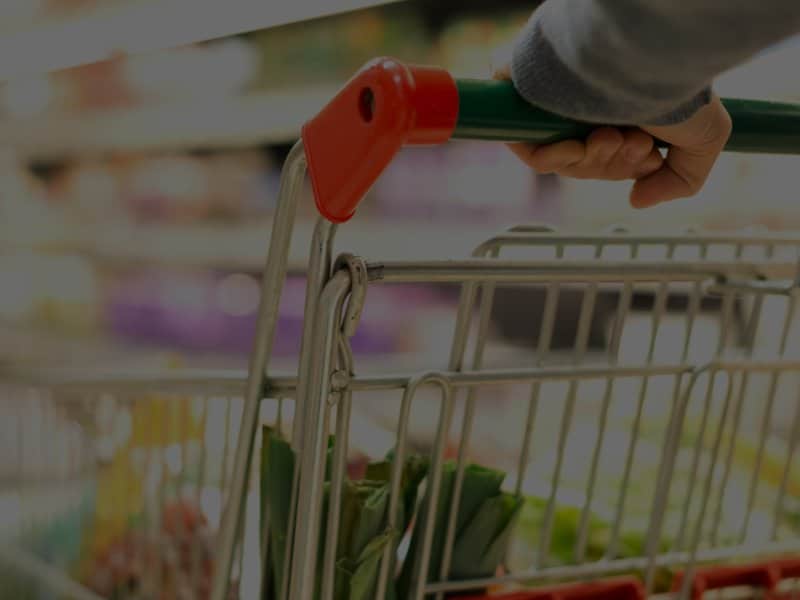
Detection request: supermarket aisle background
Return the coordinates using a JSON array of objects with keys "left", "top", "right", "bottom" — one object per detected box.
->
[
  {"left": 0, "top": 0, "right": 556, "bottom": 370},
  {"left": 0, "top": 2, "right": 800, "bottom": 599},
  {"left": 0, "top": 0, "right": 797, "bottom": 371}
]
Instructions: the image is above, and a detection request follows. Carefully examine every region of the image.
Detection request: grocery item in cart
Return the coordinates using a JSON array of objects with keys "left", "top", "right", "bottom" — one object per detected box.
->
[
  {"left": 261, "top": 427, "right": 427, "bottom": 600},
  {"left": 397, "top": 463, "right": 523, "bottom": 596},
  {"left": 260, "top": 427, "right": 523, "bottom": 599}
]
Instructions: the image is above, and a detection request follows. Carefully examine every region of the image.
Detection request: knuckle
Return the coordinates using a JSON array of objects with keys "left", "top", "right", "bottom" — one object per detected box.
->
[
  {"left": 625, "top": 129, "right": 651, "bottom": 146},
  {"left": 589, "top": 127, "right": 623, "bottom": 148}
]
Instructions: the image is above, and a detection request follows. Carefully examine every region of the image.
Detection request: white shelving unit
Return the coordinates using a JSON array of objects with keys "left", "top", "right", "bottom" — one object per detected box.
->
[
  {"left": 0, "top": 1, "right": 416, "bottom": 158},
  {"left": 0, "top": 0, "right": 403, "bottom": 82},
  {"left": 96, "top": 219, "right": 497, "bottom": 269},
  {"left": 0, "top": 86, "right": 338, "bottom": 159},
  {"left": 3, "top": 218, "right": 498, "bottom": 272}
]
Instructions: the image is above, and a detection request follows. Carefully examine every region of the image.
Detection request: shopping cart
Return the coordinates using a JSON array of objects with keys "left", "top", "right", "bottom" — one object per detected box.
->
[{"left": 4, "top": 58, "right": 800, "bottom": 600}]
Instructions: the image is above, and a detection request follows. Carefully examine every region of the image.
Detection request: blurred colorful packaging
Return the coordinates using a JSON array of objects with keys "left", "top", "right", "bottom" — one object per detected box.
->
[
  {"left": 250, "top": 7, "right": 432, "bottom": 89},
  {"left": 104, "top": 269, "right": 456, "bottom": 358},
  {"left": 372, "top": 142, "right": 562, "bottom": 225},
  {"left": 435, "top": 11, "right": 532, "bottom": 77},
  {"left": 54, "top": 150, "right": 277, "bottom": 224},
  {"left": 121, "top": 38, "right": 260, "bottom": 103},
  {"left": 0, "top": 252, "right": 100, "bottom": 333}
]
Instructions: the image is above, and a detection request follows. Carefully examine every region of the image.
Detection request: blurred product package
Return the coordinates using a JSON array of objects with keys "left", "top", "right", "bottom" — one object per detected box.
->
[
  {"left": 105, "top": 270, "right": 457, "bottom": 358},
  {"left": 373, "top": 143, "right": 563, "bottom": 226},
  {"left": 250, "top": 7, "right": 431, "bottom": 89},
  {"left": 49, "top": 150, "right": 278, "bottom": 224},
  {"left": 435, "top": 11, "right": 532, "bottom": 78}
]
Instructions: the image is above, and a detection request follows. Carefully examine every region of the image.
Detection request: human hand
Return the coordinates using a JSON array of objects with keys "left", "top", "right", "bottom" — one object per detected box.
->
[{"left": 494, "top": 66, "right": 733, "bottom": 208}]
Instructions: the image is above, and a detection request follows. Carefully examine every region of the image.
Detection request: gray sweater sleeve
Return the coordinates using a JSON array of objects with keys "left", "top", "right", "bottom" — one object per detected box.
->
[{"left": 511, "top": 0, "right": 800, "bottom": 125}]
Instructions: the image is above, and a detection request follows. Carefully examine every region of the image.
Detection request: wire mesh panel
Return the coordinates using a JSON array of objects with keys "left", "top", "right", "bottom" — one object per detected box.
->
[
  {"left": 3, "top": 229, "right": 800, "bottom": 600},
  {"left": 264, "top": 226, "right": 800, "bottom": 600}
]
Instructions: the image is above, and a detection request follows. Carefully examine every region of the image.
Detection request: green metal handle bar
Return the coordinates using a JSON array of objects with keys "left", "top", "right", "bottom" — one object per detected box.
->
[{"left": 454, "top": 79, "right": 800, "bottom": 154}]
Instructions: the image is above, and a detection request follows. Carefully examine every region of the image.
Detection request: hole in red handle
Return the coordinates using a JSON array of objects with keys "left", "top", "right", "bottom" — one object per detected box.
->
[{"left": 359, "top": 87, "right": 375, "bottom": 123}]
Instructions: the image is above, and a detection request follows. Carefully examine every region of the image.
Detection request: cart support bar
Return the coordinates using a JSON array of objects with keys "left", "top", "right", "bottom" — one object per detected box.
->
[{"left": 303, "top": 57, "right": 800, "bottom": 224}]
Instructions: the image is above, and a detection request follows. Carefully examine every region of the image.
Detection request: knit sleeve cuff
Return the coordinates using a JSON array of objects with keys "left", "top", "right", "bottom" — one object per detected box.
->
[{"left": 510, "top": 19, "right": 712, "bottom": 126}]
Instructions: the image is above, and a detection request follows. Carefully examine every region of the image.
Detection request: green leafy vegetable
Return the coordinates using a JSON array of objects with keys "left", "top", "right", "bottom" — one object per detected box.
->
[
  {"left": 510, "top": 496, "right": 673, "bottom": 592},
  {"left": 398, "top": 462, "right": 523, "bottom": 599},
  {"left": 366, "top": 455, "right": 430, "bottom": 533},
  {"left": 260, "top": 427, "right": 296, "bottom": 598},
  {"left": 335, "top": 530, "right": 395, "bottom": 600},
  {"left": 260, "top": 429, "right": 430, "bottom": 600},
  {"left": 261, "top": 429, "right": 522, "bottom": 599},
  {"left": 450, "top": 491, "right": 524, "bottom": 579}
]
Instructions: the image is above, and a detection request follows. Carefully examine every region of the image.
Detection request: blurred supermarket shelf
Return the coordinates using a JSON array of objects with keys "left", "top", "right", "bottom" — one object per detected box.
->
[
  {"left": 93, "top": 219, "right": 495, "bottom": 269},
  {"left": 0, "top": 315, "right": 507, "bottom": 375},
  {"left": 0, "top": 319, "right": 212, "bottom": 369},
  {"left": 1, "top": 218, "right": 496, "bottom": 271},
  {"left": 0, "top": 0, "right": 404, "bottom": 83},
  {"left": 0, "top": 86, "right": 338, "bottom": 159}
]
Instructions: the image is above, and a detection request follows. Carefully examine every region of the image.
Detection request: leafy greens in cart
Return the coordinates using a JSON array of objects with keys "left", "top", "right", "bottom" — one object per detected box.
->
[
  {"left": 397, "top": 462, "right": 523, "bottom": 598},
  {"left": 259, "top": 427, "right": 523, "bottom": 599}
]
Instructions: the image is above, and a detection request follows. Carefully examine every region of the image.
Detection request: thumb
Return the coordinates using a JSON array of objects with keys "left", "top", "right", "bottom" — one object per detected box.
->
[{"left": 630, "top": 144, "right": 718, "bottom": 208}]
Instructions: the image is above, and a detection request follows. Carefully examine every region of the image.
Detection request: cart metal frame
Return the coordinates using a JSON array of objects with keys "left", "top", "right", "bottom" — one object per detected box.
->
[{"left": 4, "top": 58, "right": 800, "bottom": 600}]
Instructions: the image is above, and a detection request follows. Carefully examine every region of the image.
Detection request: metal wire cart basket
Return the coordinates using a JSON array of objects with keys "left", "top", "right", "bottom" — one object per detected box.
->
[{"left": 4, "top": 58, "right": 800, "bottom": 600}]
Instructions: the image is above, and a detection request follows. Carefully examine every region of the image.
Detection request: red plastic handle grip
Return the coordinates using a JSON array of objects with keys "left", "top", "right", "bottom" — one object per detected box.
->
[
  {"left": 302, "top": 57, "right": 458, "bottom": 223},
  {"left": 553, "top": 579, "right": 646, "bottom": 600},
  {"left": 672, "top": 563, "right": 782, "bottom": 600},
  {"left": 774, "top": 557, "right": 800, "bottom": 580},
  {"left": 458, "top": 577, "right": 645, "bottom": 600},
  {"left": 772, "top": 558, "right": 800, "bottom": 600}
]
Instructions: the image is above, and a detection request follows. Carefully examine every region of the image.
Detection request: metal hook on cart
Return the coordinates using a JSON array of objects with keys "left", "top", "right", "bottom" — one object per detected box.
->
[
  {"left": 316, "top": 254, "right": 370, "bottom": 600},
  {"left": 334, "top": 253, "right": 369, "bottom": 341},
  {"left": 329, "top": 252, "right": 369, "bottom": 393}
]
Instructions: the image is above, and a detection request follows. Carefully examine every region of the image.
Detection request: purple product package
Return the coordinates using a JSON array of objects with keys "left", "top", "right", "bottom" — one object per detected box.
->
[{"left": 105, "top": 271, "right": 453, "bottom": 358}]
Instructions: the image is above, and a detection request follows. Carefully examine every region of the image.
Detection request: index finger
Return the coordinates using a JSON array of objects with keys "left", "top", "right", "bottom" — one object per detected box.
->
[{"left": 507, "top": 140, "right": 585, "bottom": 172}]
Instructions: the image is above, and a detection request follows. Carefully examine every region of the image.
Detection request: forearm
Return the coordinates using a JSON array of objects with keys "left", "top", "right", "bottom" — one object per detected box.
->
[{"left": 511, "top": 0, "right": 800, "bottom": 125}]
